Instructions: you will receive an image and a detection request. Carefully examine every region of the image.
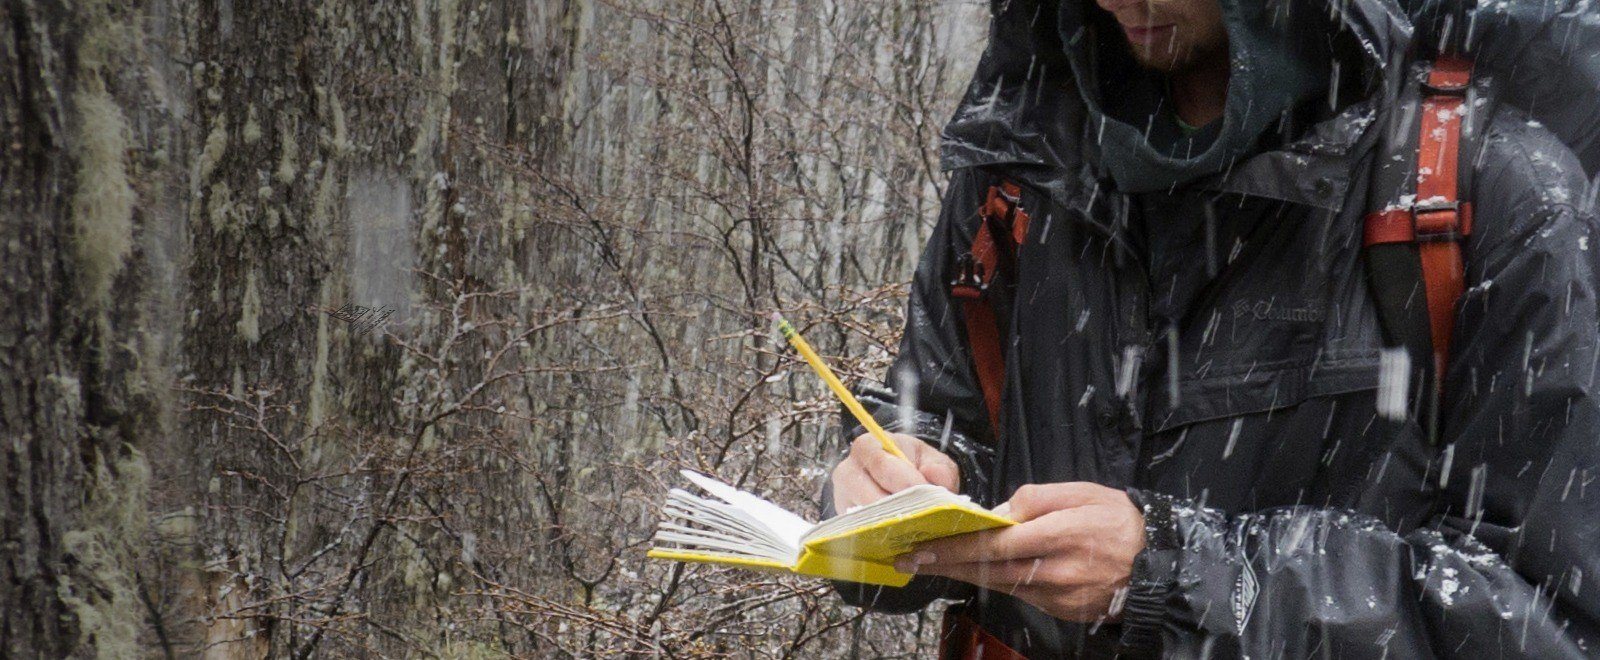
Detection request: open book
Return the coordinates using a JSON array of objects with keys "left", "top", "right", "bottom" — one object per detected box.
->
[{"left": 647, "top": 470, "right": 1014, "bottom": 587}]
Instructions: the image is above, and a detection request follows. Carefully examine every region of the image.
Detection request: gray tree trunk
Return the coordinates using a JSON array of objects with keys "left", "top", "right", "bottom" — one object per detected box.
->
[
  {"left": 2, "top": 0, "right": 172, "bottom": 655},
  {"left": 1, "top": 0, "right": 984, "bottom": 655}
]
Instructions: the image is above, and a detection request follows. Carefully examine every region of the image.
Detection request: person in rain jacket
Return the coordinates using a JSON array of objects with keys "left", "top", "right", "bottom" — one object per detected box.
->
[{"left": 824, "top": 0, "right": 1600, "bottom": 656}]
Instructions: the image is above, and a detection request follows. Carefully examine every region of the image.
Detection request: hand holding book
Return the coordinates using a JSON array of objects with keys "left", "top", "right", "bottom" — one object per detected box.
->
[
  {"left": 647, "top": 313, "right": 1011, "bottom": 586},
  {"left": 646, "top": 433, "right": 995, "bottom": 587},
  {"left": 889, "top": 481, "right": 1147, "bottom": 623},
  {"left": 647, "top": 470, "right": 1013, "bottom": 587}
]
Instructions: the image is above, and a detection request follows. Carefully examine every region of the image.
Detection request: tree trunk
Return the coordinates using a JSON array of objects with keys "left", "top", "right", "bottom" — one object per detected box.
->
[
  {"left": 1, "top": 0, "right": 984, "bottom": 655},
  {"left": 2, "top": 0, "right": 170, "bottom": 655}
]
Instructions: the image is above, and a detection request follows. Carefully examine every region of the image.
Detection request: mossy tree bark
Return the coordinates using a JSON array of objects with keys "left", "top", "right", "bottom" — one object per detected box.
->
[
  {"left": 2, "top": 0, "right": 982, "bottom": 655},
  {"left": 1, "top": 0, "right": 170, "bottom": 655}
]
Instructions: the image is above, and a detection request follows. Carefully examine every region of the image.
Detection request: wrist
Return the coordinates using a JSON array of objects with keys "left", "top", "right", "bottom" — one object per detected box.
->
[{"left": 1117, "top": 488, "right": 1181, "bottom": 656}]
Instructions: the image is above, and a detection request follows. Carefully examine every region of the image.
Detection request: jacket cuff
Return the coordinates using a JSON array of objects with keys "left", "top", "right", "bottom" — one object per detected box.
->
[{"left": 1118, "top": 488, "right": 1181, "bottom": 656}]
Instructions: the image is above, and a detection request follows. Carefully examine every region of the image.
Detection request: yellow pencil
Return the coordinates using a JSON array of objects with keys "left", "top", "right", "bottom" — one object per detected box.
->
[{"left": 771, "top": 312, "right": 910, "bottom": 462}]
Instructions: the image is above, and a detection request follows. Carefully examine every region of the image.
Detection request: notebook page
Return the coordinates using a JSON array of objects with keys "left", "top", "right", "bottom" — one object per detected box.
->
[
  {"left": 659, "top": 489, "right": 797, "bottom": 559},
  {"left": 680, "top": 470, "right": 815, "bottom": 548},
  {"left": 803, "top": 485, "right": 987, "bottom": 543}
]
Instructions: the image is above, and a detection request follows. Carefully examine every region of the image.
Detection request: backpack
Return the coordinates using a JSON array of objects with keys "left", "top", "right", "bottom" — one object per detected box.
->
[
  {"left": 949, "top": 55, "right": 1478, "bottom": 446},
  {"left": 950, "top": 0, "right": 1600, "bottom": 442}
]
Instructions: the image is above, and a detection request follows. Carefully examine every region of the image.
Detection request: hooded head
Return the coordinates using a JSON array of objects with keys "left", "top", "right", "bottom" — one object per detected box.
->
[
  {"left": 941, "top": 0, "right": 1366, "bottom": 196},
  {"left": 1062, "top": 0, "right": 1336, "bottom": 191}
]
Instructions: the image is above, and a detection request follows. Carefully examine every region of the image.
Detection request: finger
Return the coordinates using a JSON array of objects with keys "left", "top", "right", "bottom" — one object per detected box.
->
[
  {"left": 832, "top": 460, "right": 891, "bottom": 511},
  {"left": 1003, "top": 482, "right": 1115, "bottom": 522},
  {"left": 852, "top": 434, "right": 928, "bottom": 494},
  {"left": 910, "top": 521, "right": 1049, "bottom": 565},
  {"left": 915, "top": 508, "right": 1091, "bottom": 563},
  {"left": 916, "top": 455, "right": 960, "bottom": 493},
  {"left": 899, "top": 557, "right": 1063, "bottom": 591},
  {"left": 887, "top": 432, "right": 926, "bottom": 459},
  {"left": 887, "top": 434, "right": 958, "bottom": 492}
]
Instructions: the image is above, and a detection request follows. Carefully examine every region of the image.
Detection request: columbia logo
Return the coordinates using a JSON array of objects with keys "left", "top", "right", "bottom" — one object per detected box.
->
[{"left": 1232, "top": 299, "right": 1325, "bottom": 323}]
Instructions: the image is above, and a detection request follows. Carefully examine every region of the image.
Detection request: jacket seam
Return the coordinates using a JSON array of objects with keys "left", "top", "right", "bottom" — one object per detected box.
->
[{"left": 1182, "top": 351, "right": 1380, "bottom": 381}]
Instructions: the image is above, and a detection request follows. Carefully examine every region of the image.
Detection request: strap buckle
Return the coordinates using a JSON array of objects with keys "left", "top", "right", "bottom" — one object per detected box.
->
[
  {"left": 982, "top": 186, "right": 1021, "bottom": 227},
  {"left": 950, "top": 253, "right": 988, "bottom": 299},
  {"left": 1420, "top": 80, "right": 1469, "bottom": 97},
  {"left": 1412, "top": 199, "right": 1462, "bottom": 242},
  {"left": 995, "top": 184, "right": 1021, "bottom": 207}
]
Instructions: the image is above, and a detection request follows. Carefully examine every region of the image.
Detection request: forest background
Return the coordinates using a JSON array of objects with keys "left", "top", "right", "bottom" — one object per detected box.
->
[{"left": 1, "top": 0, "right": 991, "bottom": 656}]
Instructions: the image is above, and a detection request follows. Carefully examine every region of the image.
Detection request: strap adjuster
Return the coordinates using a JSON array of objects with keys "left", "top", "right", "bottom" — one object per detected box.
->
[
  {"left": 1413, "top": 199, "right": 1459, "bottom": 214},
  {"left": 1420, "top": 80, "right": 1469, "bottom": 97},
  {"left": 1413, "top": 212, "right": 1462, "bottom": 242},
  {"left": 1364, "top": 200, "right": 1474, "bottom": 247},
  {"left": 1413, "top": 199, "right": 1462, "bottom": 241},
  {"left": 950, "top": 253, "right": 988, "bottom": 299}
]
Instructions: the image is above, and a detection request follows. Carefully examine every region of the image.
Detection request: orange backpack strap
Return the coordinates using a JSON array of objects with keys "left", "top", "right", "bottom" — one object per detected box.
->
[
  {"left": 939, "top": 606, "right": 1027, "bottom": 660},
  {"left": 1363, "top": 56, "right": 1474, "bottom": 398},
  {"left": 950, "top": 180, "right": 1030, "bottom": 443}
]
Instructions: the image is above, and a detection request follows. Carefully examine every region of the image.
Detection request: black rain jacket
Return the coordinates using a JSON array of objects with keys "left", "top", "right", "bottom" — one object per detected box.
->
[{"left": 828, "top": 0, "right": 1600, "bottom": 657}]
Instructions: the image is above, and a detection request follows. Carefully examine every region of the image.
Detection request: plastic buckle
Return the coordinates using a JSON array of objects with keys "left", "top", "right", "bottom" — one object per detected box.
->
[
  {"left": 1412, "top": 200, "right": 1462, "bottom": 242},
  {"left": 996, "top": 185, "right": 1021, "bottom": 206},
  {"left": 950, "top": 253, "right": 988, "bottom": 299},
  {"left": 1420, "top": 80, "right": 1469, "bottom": 97}
]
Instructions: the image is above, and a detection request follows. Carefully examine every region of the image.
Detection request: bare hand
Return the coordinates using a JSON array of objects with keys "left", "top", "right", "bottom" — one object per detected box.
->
[
  {"left": 894, "top": 482, "right": 1145, "bottom": 622},
  {"left": 830, "top": 433, "right": 959, "bottom": 512}
]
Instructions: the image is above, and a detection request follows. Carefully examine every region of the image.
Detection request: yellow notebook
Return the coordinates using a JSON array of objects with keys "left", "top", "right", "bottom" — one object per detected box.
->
[{"left": 647, "top": 470, "right": 1014, "bottom": 587}]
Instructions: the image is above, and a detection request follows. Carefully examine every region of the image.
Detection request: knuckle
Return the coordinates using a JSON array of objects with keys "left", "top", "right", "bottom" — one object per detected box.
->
[
  {"left": 1013, "top": 484, "right": 1042, "bottom": 507},
  {"left": 1070, "top": 481, "right": 1107, "bottom": 499},
  {"left": 1042, "top": 562, "right": 1075, "bottom": 586},
  {"left": 896, "top": 434, "right": 924, "bottom": 457},
  {"left": 1025, "top": 558, "right": 1056, "bottom": 586},
  {"left": 1058, "top": 481, "right": 1088, "bottom": 495}
]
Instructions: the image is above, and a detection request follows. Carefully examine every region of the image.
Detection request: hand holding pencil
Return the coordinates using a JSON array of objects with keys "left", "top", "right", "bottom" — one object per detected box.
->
[{"left": 770, "top": 312, "right": 963, "bottom": 510}]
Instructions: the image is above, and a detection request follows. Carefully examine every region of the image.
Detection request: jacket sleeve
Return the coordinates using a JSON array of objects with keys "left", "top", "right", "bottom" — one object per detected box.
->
[
  {"left": 1118, "top": 118, "right": 1600, "bottom": 657},
  {"left": 826, "top": 168, "right": 998, "bottom": 613}
]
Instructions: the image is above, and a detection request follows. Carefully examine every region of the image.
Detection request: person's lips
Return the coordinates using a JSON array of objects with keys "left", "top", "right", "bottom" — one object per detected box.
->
[{"left": 1123, "top": 23, "right": 1175, "bottom": 44}]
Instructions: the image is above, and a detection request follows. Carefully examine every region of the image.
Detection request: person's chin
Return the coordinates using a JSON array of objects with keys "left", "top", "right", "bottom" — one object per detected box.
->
[{"left": 1131, "top": 48, "right": 1186, "bottom": 73}]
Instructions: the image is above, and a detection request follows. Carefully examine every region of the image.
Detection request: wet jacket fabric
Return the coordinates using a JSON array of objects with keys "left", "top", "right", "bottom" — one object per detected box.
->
[{"left": 828, "top": 0, "right": 1600, "bottom": 657}]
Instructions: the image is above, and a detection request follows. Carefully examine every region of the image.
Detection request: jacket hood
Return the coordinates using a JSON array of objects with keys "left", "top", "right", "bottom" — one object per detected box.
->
[
  {"left": 940, "top": 0, "right": 1413, "bottom": 193},
  {"left": 1057, "top": 1, "right": 1333, "bottom": 192}
]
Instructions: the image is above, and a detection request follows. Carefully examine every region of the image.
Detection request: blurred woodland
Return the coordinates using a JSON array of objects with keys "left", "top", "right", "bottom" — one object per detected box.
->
[{"left": 1, "top": 0, "right": 986, "bottom": 656}]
